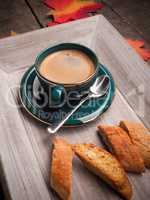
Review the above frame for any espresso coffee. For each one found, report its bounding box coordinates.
[39,50,95,84]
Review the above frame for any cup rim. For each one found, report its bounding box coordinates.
[35,43,99,87]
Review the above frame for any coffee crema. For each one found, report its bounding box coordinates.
[39,50,95,84]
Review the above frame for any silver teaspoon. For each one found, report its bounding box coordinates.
[47,75,110,134]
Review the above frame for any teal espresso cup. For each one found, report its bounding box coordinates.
[35,43,99,108]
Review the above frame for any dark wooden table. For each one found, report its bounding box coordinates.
[0,15,150,200]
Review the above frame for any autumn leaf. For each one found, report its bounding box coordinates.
[54,11,88,23]
[47,21,59,26]
[54,3,103,23]
[47,0,104,20]
[46,0,104,26]
[10,31,17,36]
[126,39,150,61]
[44,0,73,10]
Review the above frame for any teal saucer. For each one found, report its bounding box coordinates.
[20,64,115,126]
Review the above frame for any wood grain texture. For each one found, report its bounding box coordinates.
[26,0,50,27]
[98,5,150,65]
[99,6,144,40]
[0,0,40,39]
[100,1,150,66]
[0,16,150,200]
[104,0,150,43]
[91,16,150,130]
[0,70,51,200]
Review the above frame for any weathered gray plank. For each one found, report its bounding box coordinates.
[0,70,51,200]
[0,15,150,200]
[91,16,150,130]
[99,6,143,40]
[0,0,40,38]
[99,6,150,66]
[26,0,50,27]
[104,0,150,43]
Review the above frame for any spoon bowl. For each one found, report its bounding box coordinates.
[89,75,110,98]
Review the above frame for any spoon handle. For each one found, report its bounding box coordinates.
[47,95,90,134]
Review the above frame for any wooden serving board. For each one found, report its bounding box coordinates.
[0,15,150,200]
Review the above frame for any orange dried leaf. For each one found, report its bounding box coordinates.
[44,0,73,10]
[46,0,104,27]
[47,21,59,27]
[48,0,103,19]
[10,31,17,36]
[54,11,88,23]
[54,3,103,23]
[126,39,150,61]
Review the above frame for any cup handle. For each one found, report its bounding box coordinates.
[51,85,65,105]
